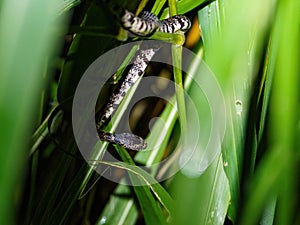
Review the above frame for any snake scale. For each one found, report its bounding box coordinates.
[96,9,191,150]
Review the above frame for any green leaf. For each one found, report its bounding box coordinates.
[209,9,247,216]
[0,0,68,224]
[98,151,170,224]
[239,0,300,224]
[171,155,230,225]
[96,185,138,225]
[57,1,120,106]
[161,0,210,18]
[113,147,175,216]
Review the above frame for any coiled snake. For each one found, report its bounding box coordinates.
[96,10,191,150]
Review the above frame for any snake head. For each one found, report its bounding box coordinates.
[113,133,147,150]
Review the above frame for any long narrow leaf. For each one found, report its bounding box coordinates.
[0,0,68,224]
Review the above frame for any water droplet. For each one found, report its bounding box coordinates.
[99,217,107,224]
[208,9,211,16]
[235,99,242,115]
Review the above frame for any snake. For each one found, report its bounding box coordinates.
[96,9,191,150]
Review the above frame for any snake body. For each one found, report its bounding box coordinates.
[96,10,191,150]
[122,10,191,36]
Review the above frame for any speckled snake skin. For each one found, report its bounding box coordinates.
[96,10,191,150]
